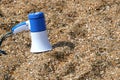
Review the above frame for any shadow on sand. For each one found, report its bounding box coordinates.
[52,41,75,50]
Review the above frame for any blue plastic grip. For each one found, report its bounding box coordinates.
[11,21,26,32]
[28,12,46,32]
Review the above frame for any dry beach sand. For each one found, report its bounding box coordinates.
[0,0,120,80]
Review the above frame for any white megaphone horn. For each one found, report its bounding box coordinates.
[11,12,52,53]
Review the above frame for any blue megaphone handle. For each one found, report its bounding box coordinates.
[11,21,29,34]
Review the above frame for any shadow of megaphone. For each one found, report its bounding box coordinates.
[52,41,75,50]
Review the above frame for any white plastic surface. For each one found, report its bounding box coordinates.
[30,30,52,53]
[26,20,30,29]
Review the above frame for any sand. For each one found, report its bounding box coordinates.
[0,0,120,80]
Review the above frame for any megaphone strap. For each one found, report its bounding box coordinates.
[0,31,13,55]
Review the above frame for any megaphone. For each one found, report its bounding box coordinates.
[28,12,52,53]
[11,12,52,53]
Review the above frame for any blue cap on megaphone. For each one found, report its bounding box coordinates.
[28,12,46,32]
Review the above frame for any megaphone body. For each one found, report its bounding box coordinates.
[11,12,52,53]
[28,12,52,53]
